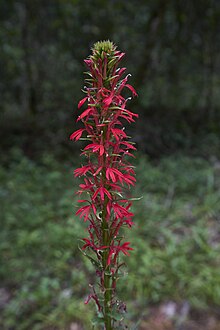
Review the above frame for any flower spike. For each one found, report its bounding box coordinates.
[70,40,138,329]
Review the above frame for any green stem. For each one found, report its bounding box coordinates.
[102,214,112,330]
[101,125,113,330]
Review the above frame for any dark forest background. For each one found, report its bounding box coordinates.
[1,1,220,329]
[1,0,220,159]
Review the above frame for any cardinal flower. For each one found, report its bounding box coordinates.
[70,40,138,330]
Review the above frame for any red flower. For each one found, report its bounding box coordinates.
[84,143,105,156]
[76,108,93,122]
[92,187,112,201]
[107,242,133,265]
[70,41,138,322]
[70,128,85,141]
[74,165,92,177]
[112,203,134,219]
[118,242,133,255]
[76,205,91,221]
[81,238,108,251]
[125,84,138,97]
[78,97,88,109]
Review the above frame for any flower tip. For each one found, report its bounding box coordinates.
[84,59,92,67]
[92,40,116,54]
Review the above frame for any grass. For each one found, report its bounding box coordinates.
[0,149,220,329]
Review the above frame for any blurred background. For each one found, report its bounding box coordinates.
[1,0,220,329]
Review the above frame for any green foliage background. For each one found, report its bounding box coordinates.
[1,0,220,329]
[1,151,220,329]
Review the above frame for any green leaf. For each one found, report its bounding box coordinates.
[78,245,101,269]
[92,316,105,326]
[107,311,123,321]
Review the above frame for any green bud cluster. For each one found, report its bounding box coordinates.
[90,40,117,65]
[92,40,116,56]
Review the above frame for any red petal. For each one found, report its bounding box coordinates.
[77,108,92,122]
[103,96,113,107]
[100,187,104,201]
[125,84,138,96]
[70,129,84,141]
[99,145,104,156]
[78,97,87,109]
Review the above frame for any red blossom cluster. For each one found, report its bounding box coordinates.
[70,41,138,328]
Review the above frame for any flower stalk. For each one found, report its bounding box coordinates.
[70,41,138,329]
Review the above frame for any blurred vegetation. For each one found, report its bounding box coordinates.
[1,0,220,329]
[1,151,220,329]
